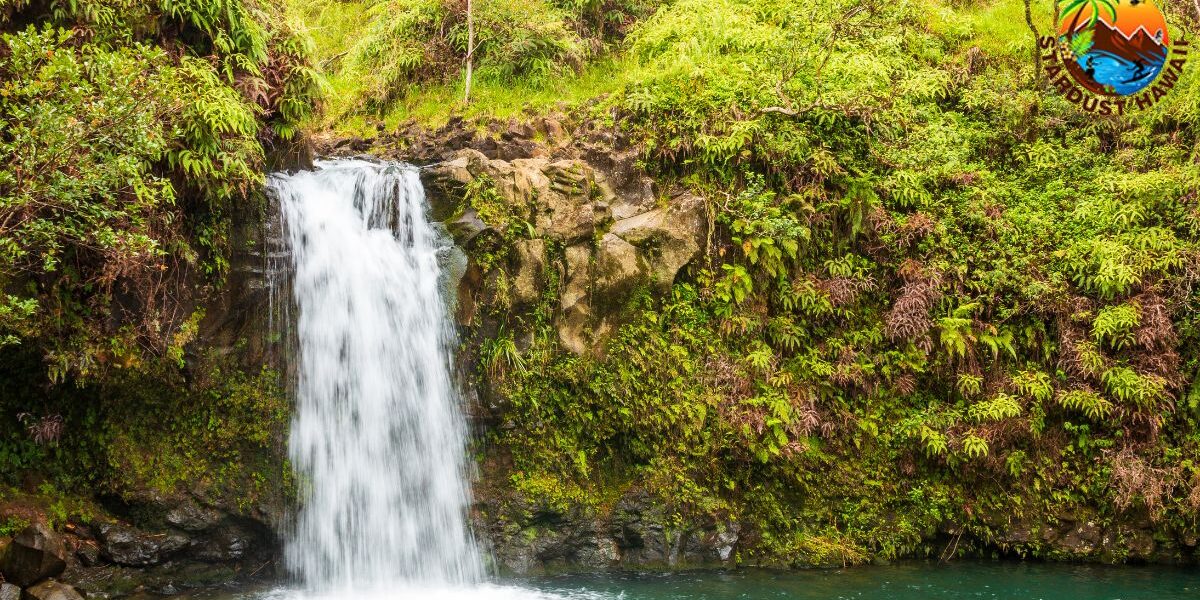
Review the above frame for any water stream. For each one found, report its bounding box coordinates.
[268,159,486,596]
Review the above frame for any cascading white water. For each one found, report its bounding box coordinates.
[269,159,482,592]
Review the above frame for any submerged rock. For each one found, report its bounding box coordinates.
[0,583,20,600]
[1,523,67,587]
[19,580,84,600]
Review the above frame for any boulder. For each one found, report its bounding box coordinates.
[594,233,646,302]
[425,149,708,355]
[420,149,490,220]
[1056,521,1103,555]
[0,583,20,600]
[190,526,253,562]
[535,160,607,243]
[540,117,566,144]
[609,193,706,292]
[445,207,489,246]
[19,580,84,600]
[165,500,223,533]
[511,239,548,307]
[1,523,67,587]
[1125,528,1157,560]
[424,150,611,245]
[558,244,596,355]
[714,523,740,562]
[95,522,189,567]
[73,543,100,568]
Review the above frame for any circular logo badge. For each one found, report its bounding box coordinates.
[1057,0,1171,96]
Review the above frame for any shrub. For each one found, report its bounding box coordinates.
[343,0,584,109]
[0,0,318,380]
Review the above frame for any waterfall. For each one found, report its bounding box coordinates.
[268,159,482,592]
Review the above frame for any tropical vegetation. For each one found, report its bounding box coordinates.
[3,0,1200,570]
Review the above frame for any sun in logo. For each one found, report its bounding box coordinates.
[1057,0,1171,96]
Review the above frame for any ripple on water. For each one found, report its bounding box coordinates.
[248,582,616,600]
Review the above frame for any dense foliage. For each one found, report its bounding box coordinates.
[3,0,1200,570]
[0,0,318,380]
[290,0,663,121]
[435,0,1200,563]
[0,0,313,516]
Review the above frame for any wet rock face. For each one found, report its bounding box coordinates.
[1,524,67,587]
[197,191,291,372]
[164,503,225,534]
[423,148,707,356]
[473,489,738,575]
[90,512,267,569]
[95,522,191,567]
[979,508,1171,563]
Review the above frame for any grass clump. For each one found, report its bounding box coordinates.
[292,0,666,130]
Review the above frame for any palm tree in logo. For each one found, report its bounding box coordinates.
[1059,0,1118,59]
[1060,0,1119,39]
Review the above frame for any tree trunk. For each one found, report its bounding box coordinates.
[1065,4,1086,39]
[464,0,474,104]
[1025,0,1043,87]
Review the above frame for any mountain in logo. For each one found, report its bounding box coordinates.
[1059,1,1171,96]
[1091,20,1167,64]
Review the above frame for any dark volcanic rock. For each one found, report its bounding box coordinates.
[1057,520,1104,555]
[1,523,67,587]
[190,525,254,562]
[73,543,101,568]
[95,523,190,567]
[164,501,224,533]
[475,487,737,575]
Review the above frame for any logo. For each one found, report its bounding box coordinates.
[1040,0,1188,113]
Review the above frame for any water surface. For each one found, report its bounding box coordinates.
[172,562,1200,600]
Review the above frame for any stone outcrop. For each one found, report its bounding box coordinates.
[420,144,734,574]
[4,495,280,596]
[423,148,707,355]
[472,489,739,575]
[86,494,273,570]
[1,524,66,587]
[968,506,1180,563]
[95,522,191,567]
